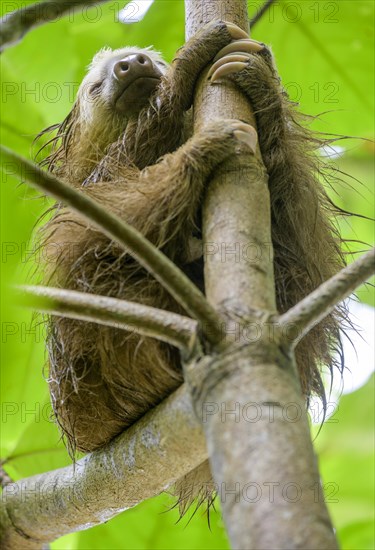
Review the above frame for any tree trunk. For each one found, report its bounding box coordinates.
[184,1,339,548]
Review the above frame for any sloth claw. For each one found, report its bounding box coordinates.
[225,22,249,40]
[210,61,248,82]
[213,39,264,62]
[208,54,250,79]
[209,38,263,81]
[231,122,258,153]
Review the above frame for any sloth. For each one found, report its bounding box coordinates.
[36,20,346,513]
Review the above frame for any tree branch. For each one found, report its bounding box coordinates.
[0,385,207,549]
[280,247,375,346]
[18,285,197,350]
[0,0,111,52]
[186,3,276,315]
[0,146,223,344]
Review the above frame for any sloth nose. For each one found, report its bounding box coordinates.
[113,53,153,81]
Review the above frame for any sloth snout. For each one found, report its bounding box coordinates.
[113,53,153,81]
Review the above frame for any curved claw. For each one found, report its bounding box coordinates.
[213,39,264,62]
[233,124,258,153]
[225,22,249,40]
[207,54,251,79]
[210,62,248,83]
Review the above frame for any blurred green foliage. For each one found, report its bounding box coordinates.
[0,1,373,549]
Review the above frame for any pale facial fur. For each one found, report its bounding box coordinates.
[78,46,168,126]
[59,47,168,180]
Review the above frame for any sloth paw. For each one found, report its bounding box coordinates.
[208,39,265,82]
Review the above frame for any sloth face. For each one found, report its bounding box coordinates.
[39,47,170,181]
[79,47,168,123]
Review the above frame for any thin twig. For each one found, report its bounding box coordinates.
[280,248,375,346]
[249,0,277,29]
[19,285,197,350]
[0,465,13,489]
[1,146,223,344]
[0,0,111,52]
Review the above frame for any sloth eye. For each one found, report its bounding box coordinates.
[89,82,103,96]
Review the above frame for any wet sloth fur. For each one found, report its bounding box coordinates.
[37,21,346,514]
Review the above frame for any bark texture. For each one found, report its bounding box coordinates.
[184,1,339,548]
[0,386,206,548]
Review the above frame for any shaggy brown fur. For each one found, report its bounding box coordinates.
[36,20,346,514]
